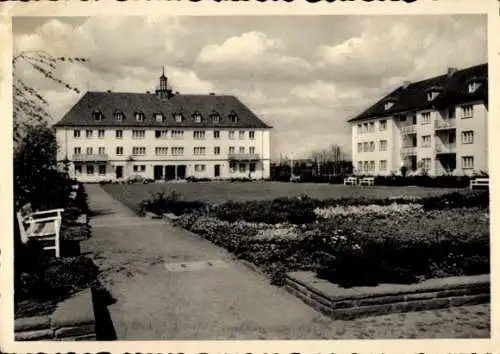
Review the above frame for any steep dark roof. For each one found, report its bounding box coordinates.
[349,63,488,122]
[54,92,272,129]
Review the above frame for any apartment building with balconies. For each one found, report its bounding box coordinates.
[54,71,272,182]
[349,63,488,176]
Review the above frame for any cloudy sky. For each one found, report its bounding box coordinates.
[13,15,486,159]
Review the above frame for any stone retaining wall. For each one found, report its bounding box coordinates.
[284,271,490,320]
[15,288,96,341]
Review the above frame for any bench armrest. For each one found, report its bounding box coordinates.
[26,216,62,224]
[31,208,64,216]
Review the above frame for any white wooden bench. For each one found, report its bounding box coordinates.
[290,175,301,183]
[359,177,375,186]
[343,177,358,185]
[470,177,489,190]
[16,203,64,258]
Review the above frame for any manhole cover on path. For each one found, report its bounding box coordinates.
[164,260,229,272]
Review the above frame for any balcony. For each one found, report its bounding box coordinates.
[400,125,417,135]
[435,142,456,154]
[401,146,417,155]
[72,154,109,162]
[435,119,456,130]
[228,153,260,161]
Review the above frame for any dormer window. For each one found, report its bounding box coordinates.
[174,113,184,123]
[210,112,220,123]
[426,86,442,102]
[229,111,238,123]
[384,101,394,110]
[93,111,103,121]
[114,111,123,121]
[193,112,203,123]
[135,112,145,122]
[468,81,481,93]
[155,113,165,123]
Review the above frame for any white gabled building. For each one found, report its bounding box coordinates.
[349,63,488,176]
[54,71,272,182]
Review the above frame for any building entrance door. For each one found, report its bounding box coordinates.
[214,164,220,177]
[177,165,187,179]
[116,166,123,179]
[165,165,176,180]
[153,165,163,180]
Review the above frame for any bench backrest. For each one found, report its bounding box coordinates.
[16,203,33,243]
[473,178,489,183]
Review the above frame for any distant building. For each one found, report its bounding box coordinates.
[54,70,272,182]
[349,63,488,176]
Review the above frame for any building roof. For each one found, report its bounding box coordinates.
[348,63,488,123]
[54,91,272,129]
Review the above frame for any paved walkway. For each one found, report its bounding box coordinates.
[82,184,335,340]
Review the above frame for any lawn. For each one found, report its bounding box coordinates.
[101,181,463,211]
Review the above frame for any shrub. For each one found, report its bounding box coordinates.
[139,191,206,216]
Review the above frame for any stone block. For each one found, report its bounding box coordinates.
[450,294,490,307]
[74,334,97,341]
[55,324,95,338]
[404,291,438,302]
[15,328,54,341]
[392,297,450,313]
[333,303,394,320]
[15,315,51,331]
[357,294,405,307]
[51,288,95,328]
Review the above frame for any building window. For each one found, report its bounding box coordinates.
[155,147,168,156]
[249,163,256,172]
[384,101,394,110]
[86,147,93,155]
[239,147,245,153]
[380,160,387,171]
[213,130,220,139]
[421,135,431,147]
[171,130,184,139]
[229,131,235,140]
[114,111,124,121]
[239,131,245,139]
[153,113,163,123]
[97,129,105,139]
[368,122,375,132]
[172,147,184,156]
[174,113,183,123]
[74,147,81,156]
[86,165,94,175]
[98,165,106,176]
[132,130,145,139]
[229,162,236,173]
[379,140,388,151]
[214,146,220,155]
[448,107,456,119]
[422,158,431,170]
[193,147,206,156]
[194,164,206,172]
[116,147,123,156]
[358,161,363,171]
[136,113,145,122]
[239,163,246,173]
[427,91,439,101]
[133,165,146,172]
[132,147,146,156]
[193,112,203,123]
[249,131,255,139]
[155,130,168,139]
[74,130,81,138]
[357,124,362,134]
[93,111,103,121]
[468,82,481,93]
[249,147,255,154]
[461,105,473,118]
[74,164,82,174]
[363,123,368,133]
[86,129,93,138]
[462,156,474,169]
[421,112,431,124]
[370,161,375,172]
[369,141,375,152]
[357,143,362,153]
[461,130,474,144]
[116,130,123,139]
[98,147,105,155]
[230,112,238,123]
[363,142,368,152]
[211,113,220,123]
[363,161,369,172]
[379,120,387,131]
[193,130,206,140]
[229,146,235,154]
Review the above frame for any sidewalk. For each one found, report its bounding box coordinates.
[82,184,335,339]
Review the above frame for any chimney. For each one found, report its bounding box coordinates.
[447,67,458,77]
[209,92,215,96]
[107,89,112,93]
[402,81,411,89]
[146,91,151,94]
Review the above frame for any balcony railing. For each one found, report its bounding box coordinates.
[400,125,417,134]
[72,154,109,162]
[435,119,456,130]
[435,143,456,154]
[401,146,417,155]
[228,153,260,161]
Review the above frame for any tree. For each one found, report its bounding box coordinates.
[309,144,349,175]
[13,51,87,147]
